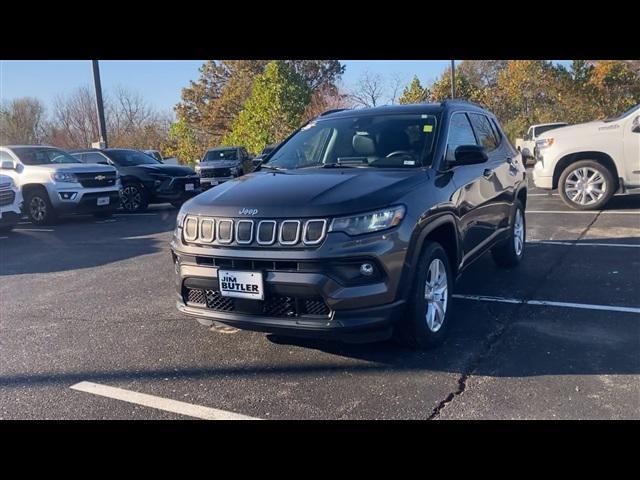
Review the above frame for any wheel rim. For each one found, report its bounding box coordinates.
[513,208,524,256]
[564,167,606,206]
[424,258,448,332]
[29,196,47,221]
[121,186,142,211]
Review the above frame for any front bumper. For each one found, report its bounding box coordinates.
[148,177,202,202]
[171,225,412,342]
[199,176,235,189]
[47,183,121,214]
[532,158,554,189]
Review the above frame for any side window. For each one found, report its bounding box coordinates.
[469,113,499,152]
[83,152,110,164]
[0,151,15,163]
[446,113,477,162]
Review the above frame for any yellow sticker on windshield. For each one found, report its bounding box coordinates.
[423,125,433,132]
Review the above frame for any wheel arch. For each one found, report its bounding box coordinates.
[552,151,619,190]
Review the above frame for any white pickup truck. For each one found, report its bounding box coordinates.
[533,104,640,210]
[515,122,568,164]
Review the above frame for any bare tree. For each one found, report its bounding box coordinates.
[0,97,47,144]
[388,73,406,105]
[302,84,354,121]
[349,71,386,108]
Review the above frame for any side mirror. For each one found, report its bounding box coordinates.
[0,160,16,170]
[453,145,488,166]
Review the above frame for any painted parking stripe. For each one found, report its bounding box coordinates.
[528,240,640,248]
[70,381,259,420]
[526,210,640,215]
[13,228,54,232]
[0,236,7,240]
[452,294,640,314]
[113,213,159,217]
[528,193,559,196]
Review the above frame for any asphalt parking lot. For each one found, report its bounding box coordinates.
[1,171,639,420]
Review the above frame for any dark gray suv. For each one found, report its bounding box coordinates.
[171,101,527,348]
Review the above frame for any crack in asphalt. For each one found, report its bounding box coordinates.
[427,211,603,420]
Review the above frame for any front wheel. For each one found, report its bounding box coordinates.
[395,241,452,349]
[558,160,614,210]
[120,184,148,212]
[491,200,525,268]
[26,189,57,225]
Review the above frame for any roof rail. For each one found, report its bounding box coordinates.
[441,99,484,109]
[318,108,350,117]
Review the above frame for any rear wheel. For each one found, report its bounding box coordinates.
[25,188,57,225]
[120,183,148,212]
[558,160,615,210]
[396,241,452,349]
[492,200,525,268]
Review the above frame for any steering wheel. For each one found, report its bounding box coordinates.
[386,150,412,158]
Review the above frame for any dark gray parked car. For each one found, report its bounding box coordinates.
[171,102,527,348]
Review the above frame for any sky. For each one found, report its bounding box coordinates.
[0,60,571,115]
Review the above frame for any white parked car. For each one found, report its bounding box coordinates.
[515,122,568,164]
[533,105,640,210]
[0,173,23,233]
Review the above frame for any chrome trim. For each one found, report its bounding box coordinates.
[217,219,234,244]
[199,217,215,243]
[279,220,301,245]
[235,219,254,244]
[183,216,199,242]
[302,219,327,245]
[256,220,277,245]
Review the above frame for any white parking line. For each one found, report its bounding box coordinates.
[113,213,159,217]
[13,228,54,232]
[528,240,640,248]
[70,381,259,420]
[526,210,640,215]
[453,294,640,314]
[0,236,7,240]
[528,193,559,196]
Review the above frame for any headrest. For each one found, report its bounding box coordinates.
[352,134,376,155]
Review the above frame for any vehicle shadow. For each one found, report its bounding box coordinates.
[0,209,177,276]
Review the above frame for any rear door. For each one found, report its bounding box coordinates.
[623,111,640,186]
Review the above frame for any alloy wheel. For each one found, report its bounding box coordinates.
[564,167,607,206]
[424,258,448,332]
[121,186,142,212]
[29,196,47,222]
[513,208,524,256]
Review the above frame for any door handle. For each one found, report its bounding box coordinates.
[482,169,494,179]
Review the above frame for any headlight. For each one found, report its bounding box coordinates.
[176,207,187,229]
[195,165,201,173]
[51,172,78,183]
[329,206,405,236]
[536,138,554,149]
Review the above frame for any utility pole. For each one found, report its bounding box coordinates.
[91,60,108,148]
[450,60,456,99]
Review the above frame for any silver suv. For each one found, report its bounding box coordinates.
[0,145,121,225]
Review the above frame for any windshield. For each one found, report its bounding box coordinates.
[604,104,640,122]
[107,149,161,166]
[144,150,162,161]
[534,124,567,136]
[267,113,438,170]
[13,147,81,166]
[204,149,238,161]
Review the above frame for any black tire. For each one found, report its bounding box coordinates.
[491,200,526,268]
[25,188,57,225]
[120,183,149,213]
[558,160,615,210]
[395,241,453,349]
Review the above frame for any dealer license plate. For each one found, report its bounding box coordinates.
[185,183,194,191]
[218,270,264,300]
[97,196,110,206]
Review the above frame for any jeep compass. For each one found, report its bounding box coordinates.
[171,102,527,348]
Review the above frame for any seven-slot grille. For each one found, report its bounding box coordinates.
[75,171,117,188]
[201,168,231,178]
[183,216,327,247]
[0,186,15,207]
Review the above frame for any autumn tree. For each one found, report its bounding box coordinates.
[0,97,47,144]
[222,61,311,154]
[162,118,202,165]
[398,76,430,104]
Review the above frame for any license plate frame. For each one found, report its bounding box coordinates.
[218,270,264,300]
[185,183,194,191]
[97,196,110,206]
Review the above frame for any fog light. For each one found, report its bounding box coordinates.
[360,263,374,276]
[59,192,77,200]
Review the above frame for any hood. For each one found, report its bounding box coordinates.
[199,160,241,169]
[538,120,612,139]
[134,164,196,176]
[27,163,117,174]
[185,168,429,218]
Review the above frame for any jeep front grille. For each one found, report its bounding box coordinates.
[182,216,327,248]
[184,287,331,318]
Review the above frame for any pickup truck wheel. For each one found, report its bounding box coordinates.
[25,189,57,225]
[491,200,525,268]
[120,184,148,212]
[558,161,614,210]
[395,241,452,349]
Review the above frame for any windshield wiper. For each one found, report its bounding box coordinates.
[321,163,356,168]
[259,164,287,173]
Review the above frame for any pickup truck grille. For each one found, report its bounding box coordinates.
[182,216,328,248]
[75,171,117,188]
[0,189,15,207]
[201,168,231,178]
[185,288,331,318]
